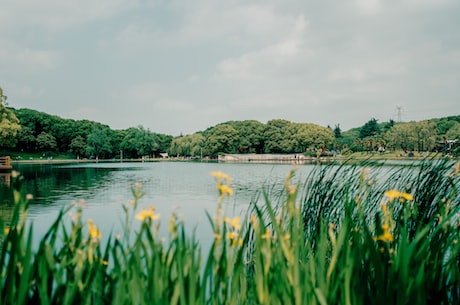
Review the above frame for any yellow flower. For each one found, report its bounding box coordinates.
[227,231,238,240]
[250,213,257,226]
[400,192,414,201]
[216,182,233,197]
[375,224,394,243]
[136,205,160,221]
[227,231,243,247]
[88,219,102,240]
[224,216,241,230]
[210,171,231,182]
[287,185,297,195]
[211,172,233,197]
[168,214,177,234]
[4,227,10,235]
[381,202,388,215]
[261,228,272,240]
[384,189,413,202]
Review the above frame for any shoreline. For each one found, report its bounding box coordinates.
[8,151,454,167]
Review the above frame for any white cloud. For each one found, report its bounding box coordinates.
[0,40,60,74]
[354,0,383,15]
[112,1,305,53]
[0,0,139,32]
[330,68,368,83]
[215,15,308,80]
[177,2,294,43]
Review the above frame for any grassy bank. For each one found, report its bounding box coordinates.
[1,159,459,304]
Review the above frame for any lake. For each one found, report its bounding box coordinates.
[1,161,317,246]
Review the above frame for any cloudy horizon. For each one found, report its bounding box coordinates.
[1,0,459,136]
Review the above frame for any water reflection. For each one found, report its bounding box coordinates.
[14,163,115,205]
[1,162,316,243]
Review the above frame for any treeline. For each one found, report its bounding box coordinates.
[3,107,460,159]
[9,108,172,159]
[337,117,460,155]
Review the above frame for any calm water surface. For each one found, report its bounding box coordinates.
[1,161,316,244]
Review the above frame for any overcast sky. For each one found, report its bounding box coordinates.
[1,0,459,136]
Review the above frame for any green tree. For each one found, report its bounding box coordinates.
[203,124,239,155]
[36,132,57,153]
[291,123,334,152]
[169,133,204,157]
[445,122,460,140]
[15,126,36,152]
[413,120,436,151]
[359,118,380,139]
[383,119,395,132]
[333,124,342,139]
[86,127,113,159]
[50,118,77,152]
[154,133,173,155]
[169,136,188,157]
[230,120,265,153]
[386,123,417,151]
[0,87,21,150]
[69,135,86,158]
[435,117,459,134]
[358,118,383,152]
[263,119,293,153]
[120,126,159,158]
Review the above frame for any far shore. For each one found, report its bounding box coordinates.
[8,150,454,166]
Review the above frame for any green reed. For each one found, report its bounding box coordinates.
[1,159,459,304]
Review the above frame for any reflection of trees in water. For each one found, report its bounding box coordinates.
[1,164,114,207]
[0,182,14,227]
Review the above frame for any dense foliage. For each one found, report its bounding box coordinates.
[0,88,21,149]
[1,160,459,304]
[10,108,172,159]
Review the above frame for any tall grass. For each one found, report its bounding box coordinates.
[1,159,459,304]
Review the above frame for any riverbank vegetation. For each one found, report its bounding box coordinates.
[1,85,459,159]
[1,159,459,304]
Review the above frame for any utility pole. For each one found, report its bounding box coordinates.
[396,106,402,123]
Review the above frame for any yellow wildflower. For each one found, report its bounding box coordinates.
[210,171,231,182]
[287,185,297,195]
[261,228,272,240]
[88,219,102,240]
[4,227,10,235]
[375,224,394,243]
[169,214,177,234]
[227,231,243,247]
[211,171,233,198]
[381,202,388,215]
[136,205,160,222]
[217,182,233,196]
[384,189,413,202]
[224,216,241,230]
[250,213,257,226]
[227,231,238,240]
